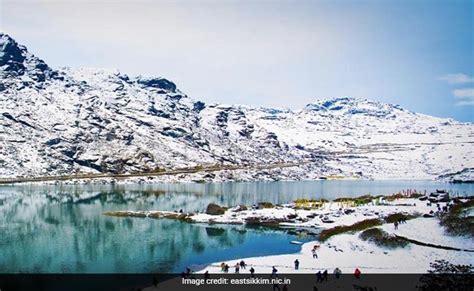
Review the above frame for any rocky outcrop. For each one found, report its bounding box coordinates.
[206,203,227,215]
[0,33,55,83]
[136,76,177,92]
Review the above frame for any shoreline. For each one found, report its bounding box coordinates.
[0,162,306,185]
[104,191,474,273]
[1,177,472,188]
[104,193,470,229]
[196,215,473,274]
[104,193,474,274]
[1,166,472,186]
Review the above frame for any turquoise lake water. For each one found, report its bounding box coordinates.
[0,180,472,273]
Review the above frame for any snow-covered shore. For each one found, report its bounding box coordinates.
[197,215,473,274]
[105,195,451,230]
[105,193,474,273]
[190,197,432,228]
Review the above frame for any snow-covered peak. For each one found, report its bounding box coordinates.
[0,33,26,66]
[0,32,54,83]
[0,34,472,182]
[304,97,406,119]
[58,67,180,97]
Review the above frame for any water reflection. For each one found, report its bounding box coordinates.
[0,180,471,273]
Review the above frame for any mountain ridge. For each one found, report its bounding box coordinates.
[1,33,472,183]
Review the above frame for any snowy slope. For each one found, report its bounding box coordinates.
[0,33,473,181]
[198,229,474,274]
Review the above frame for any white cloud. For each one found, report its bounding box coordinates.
[453,88,474,106]
[439,73,474,84]
[454,88,474,97]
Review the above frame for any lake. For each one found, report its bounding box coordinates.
[0,180,472,273]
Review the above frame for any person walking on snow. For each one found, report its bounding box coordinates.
[220,262,226,272]
[333,267,342,279]
[354,268,361,279]
[316,271,323,283]
[294,259,299,270]
[271,266,278,278]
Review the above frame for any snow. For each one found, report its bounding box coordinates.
[382,217,473,250]
[197,216,474,274]
[102,196,473,274]
[154,197,442,229]
[1,33,473,183]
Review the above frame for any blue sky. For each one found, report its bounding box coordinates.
[1,0,473,121]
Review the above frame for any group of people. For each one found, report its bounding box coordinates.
[315,270,328,282]
[292,262,359,281]
[220,260,251,274]
[217,263,281,279]
[181,267,193,278]
[314,267,360,283]
[220,262,230,273]
[216,256,362,282]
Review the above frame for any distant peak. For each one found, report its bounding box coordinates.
[304,97,404,118]
[305,97,360,110]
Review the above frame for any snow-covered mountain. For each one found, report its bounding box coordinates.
[1,33,473,182]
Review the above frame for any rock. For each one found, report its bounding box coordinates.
[245,216,288,227]
[215,111,228,126]
[344,209,355,215]
[257,202,274,209]
[148,105,171,118]
[136,77,176,92]
[203,173,215,179]
[0,34,26,67]
[193,101,206,112]
[286,213,298,219]
[177,213,191,221]
[206,203,227,215]
[0,33,53,81]
[438,195,450,202]
[160,127,188,138]
[45,138,62,146]
[322,217,335,223]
